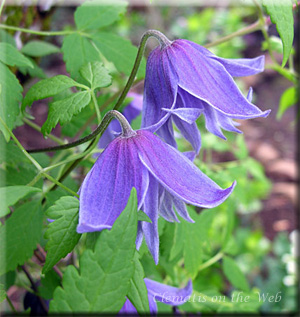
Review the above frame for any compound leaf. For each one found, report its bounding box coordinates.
[41,91,91,135]
[22,75,79,111]
[0,63,23,141]
[43,196,81,274]
[74,0,127,31]
[0,186,42,218]
[62,33,100,80]
[0,200,43,276]
[222,256,250,292]
[0,43,33,68]
[50,189,138,313]
[127,253,150,313]
[263,0,294,66]
[92,32,146,78]
[80,61,111,90]
[21,40,60,57]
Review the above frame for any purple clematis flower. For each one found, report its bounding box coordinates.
[142,37,270,153]
[97,92,143,149]
[119,278,192,314]
[77,112,235,264]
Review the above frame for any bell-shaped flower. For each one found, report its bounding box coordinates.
[142,37,270,153]
[119,278,192,314]
[97,92,143,149]
[77,111,235,264]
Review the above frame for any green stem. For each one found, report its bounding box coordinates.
[0,0,5,18]
[0,117,78,195]
[27,110,117,153]
[198,252,224,271]
[253,0,278,64]
[42,173,79,197]
[91,90,101,123]
[204,20,261,48]
[5,295,17,313]
[0,23,75,36]
[26,173,42,187]
[42,150,97,173]
[112,30,155,111]
[23,117,66,146]
[0,116,42,171]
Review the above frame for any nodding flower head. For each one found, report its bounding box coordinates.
[77,113,235,264]
[142,38,270,153]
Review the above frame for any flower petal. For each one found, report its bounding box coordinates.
[171,194,194,223]
[209,55,265,77]
[203,106,227,139]
[136,221,144,250]
[162,107,202,124]
[216,111,242,134]
[142,47,178,128]
[168,41,270,119]
[136,130,236,209]
[118,298,137,314]
[78,136,148,233]
[183,39,265,76]
[172,116,202,154]
[141,174,160,264]
[159,189,180,222]
[145,278,193,306]
[156,117,177,148]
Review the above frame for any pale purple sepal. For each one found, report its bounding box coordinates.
[141,38,270,151]
[78,130,235,262]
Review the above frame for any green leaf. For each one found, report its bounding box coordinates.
[0,43,33,68]
[50,189,138,313]
[137,210,152,223]
[222,256,250,292]
[43,196,81,274]
[0,63,23,141]
[80,61,111,90]
[39,270,61,300]
[19,57,47,79]
[277,86,298,119]
[234,134,248,160]
[0,284,5,303]
[41,91,91,135]
[262,0,294,66]
[21,41,60,57]
[62,33,100,80]
[92,32,146,78]
[127,253,150,313]
[61,104,94,138]
[173,208,214,278]
[0,138,30,164]
[183,220,202,279]
[0,30,16,47]
[169,222,184,261]
[0,200,43,276]
[74,0,127,31]
[2,165,43,189]
[22,75,79,111]
[0,186,42,218]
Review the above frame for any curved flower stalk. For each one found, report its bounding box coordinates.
[77,112,236,264]
[142,37,271,153]
[119,279,192,314]
[97,92,143,150]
